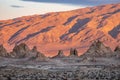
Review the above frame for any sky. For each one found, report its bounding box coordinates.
[0,0,120,20]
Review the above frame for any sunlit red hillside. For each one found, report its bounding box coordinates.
[0,3,120,56]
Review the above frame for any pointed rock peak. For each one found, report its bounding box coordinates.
[32,46,37,52]
[13,43,30,51]
[114,46,120,58]
[82,40,113,57]
[88,40,110,51]
[53,50,65,58]
[12,43,30,58]
[114,46,120,52]
[0,45,5,51]
[69,48,78,57]
[0,44,7,50]
[35,52,47,61]
[58,50,64,57]
[15,43,29,50]
[0,44,8,57]
[91,40,105,48]
[28,46,47,61]
[29,51,47,61]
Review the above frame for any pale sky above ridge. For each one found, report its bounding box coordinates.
[0,0,120,20]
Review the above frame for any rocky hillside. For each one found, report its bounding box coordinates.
[0,3,120,56]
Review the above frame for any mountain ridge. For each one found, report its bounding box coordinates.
[0,3,120,56]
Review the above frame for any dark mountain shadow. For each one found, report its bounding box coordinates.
[86,8,96,14]
[15,23,25,27]
[109,24,120,38]
[69,18,90,33]
[111,9,120,14]
[97,9,120,28]
[60,18,90,40]
[40,26,54,32]
[8,25,30,43]
[32,22,41,26]
[63,15,78,25]
[16,26,55,44]
[110,5,118,9]
[41,13,50,18]
[102,9,120,16]
[0,20,21,29]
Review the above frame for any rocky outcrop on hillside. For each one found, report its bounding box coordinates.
[69,48,78,57]
[81,40,113,58]
[53,48,78,58]
[29,46,47,61]
[114,46,120,52]
[0,45,9,57]
[114,46,120,58]
[11,43,30,58]
[52,50,65,58]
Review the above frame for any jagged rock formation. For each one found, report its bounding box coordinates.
[52,50,65,58]
[11,43,30,58]
[27,46,38,59]
[81,40,113,58]
[0,45,9,57]
[0,3,120,56]
[69,48,78,57]
[29,46,47,61]
[0,43,48,60]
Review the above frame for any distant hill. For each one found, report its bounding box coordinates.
[0,3,120,56]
